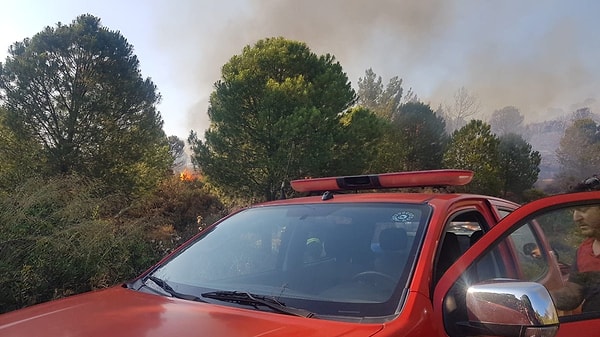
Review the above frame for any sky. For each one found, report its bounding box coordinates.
[1,0,599,140]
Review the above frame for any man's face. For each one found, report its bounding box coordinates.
[573,205,600,238]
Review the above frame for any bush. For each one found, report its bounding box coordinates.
[0,174,225,313]
[121,177,226,245]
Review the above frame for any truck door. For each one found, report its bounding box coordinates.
[433,192,600,337]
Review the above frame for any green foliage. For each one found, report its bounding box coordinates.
[356,101,448,174]
[535,208,583,266]
[356,70,446,173]
[0,175,225,313]
[0,108,45,190]
[366,121,406,173]
[390,102,448,171]
[556,118,600,185]
[443,120,501,195]
[357,68,403,120]
[521,188,547,202]
[336,107,386,173]
[0,14,171,196]
[124,177,226,242]
[497,133,541,201]
[190,37,358,201]
[0,175,146,312]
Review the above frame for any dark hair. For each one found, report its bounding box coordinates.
[571,175,600,192]
[523,242,538,255]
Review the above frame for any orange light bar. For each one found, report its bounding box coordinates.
[290,169,473,193]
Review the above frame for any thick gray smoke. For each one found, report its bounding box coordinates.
[154,0,600,136]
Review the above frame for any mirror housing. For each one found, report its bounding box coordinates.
[461,280,559,337]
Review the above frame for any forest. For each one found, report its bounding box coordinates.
[1,14,599,313]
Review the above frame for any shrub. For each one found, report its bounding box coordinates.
[0,174,225,313]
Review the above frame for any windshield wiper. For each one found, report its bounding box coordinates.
[145,276,205,302]
[201,290,314,318]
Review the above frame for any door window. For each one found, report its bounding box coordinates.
[450,221,551,288]
[435,210,488,285]
[511,223,551,281]
[443,201,600,337]
[535,203,600,317]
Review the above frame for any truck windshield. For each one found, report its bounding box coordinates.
[148,202,430,319]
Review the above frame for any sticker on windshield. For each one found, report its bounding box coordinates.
[392,211,415,222]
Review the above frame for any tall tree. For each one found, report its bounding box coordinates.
[0,14,171,195]
[357,68,404,120]
[497,133,541,200]
[356,68,382,112]
[489,106,525,137]
[366,120,406,174]
[390,101,448,171]
[556,118,600,185]
[442,86,480,133]
[336,106,386,174]
[443,120,501,195]
[168,135,187,172]
[190,37,357,201]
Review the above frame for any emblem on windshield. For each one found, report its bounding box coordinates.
[392,211,415,222]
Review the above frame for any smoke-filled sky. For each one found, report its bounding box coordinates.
[1,0,599,139]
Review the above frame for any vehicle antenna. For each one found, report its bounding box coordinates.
[279,142,295,200]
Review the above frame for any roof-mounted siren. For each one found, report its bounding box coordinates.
[290,169,474,193]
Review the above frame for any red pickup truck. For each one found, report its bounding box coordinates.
[1,169,599,337]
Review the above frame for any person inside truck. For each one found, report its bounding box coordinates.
[523,242,542,259]
[550,175,600,313]
[304,237,325,263]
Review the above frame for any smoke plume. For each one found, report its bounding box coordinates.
[153,0,600,136]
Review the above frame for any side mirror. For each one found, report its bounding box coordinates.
[463,280,559,337]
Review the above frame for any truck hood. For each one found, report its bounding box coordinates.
[0,286,383,337]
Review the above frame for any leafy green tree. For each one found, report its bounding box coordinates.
[497,133,541,200]
[190,37,357,201]
[489,106,525,137]
[390,102,448,171]
[443,120,501,195]
[336,106,386,173]
[358,119,401,174]
[0,14,171,195]
[556,118,600,186]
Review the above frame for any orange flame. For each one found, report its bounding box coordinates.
[179,169,200,181]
